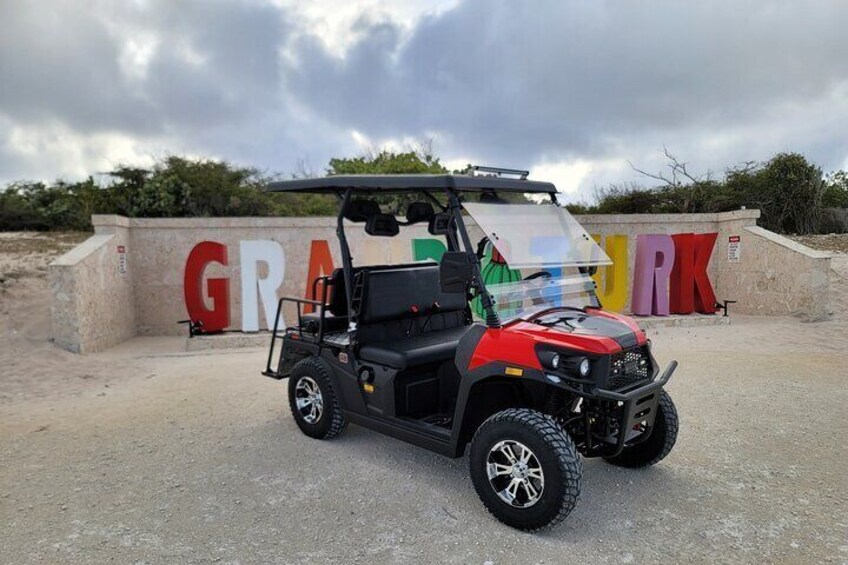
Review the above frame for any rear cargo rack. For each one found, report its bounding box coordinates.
[263,276,333,380]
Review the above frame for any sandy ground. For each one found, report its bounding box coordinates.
[790,233,848,255]
[1,232,847,564]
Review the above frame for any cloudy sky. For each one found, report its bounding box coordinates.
[1,0,847,201]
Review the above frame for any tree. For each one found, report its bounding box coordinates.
[622,150,829,234]
[726,153,825,234]
[823,171,848,209]
[327,143,449,214]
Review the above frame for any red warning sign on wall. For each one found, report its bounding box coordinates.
[728,235,741,263]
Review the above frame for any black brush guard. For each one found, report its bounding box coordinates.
[554,359,676,457]
[589,360,677,457]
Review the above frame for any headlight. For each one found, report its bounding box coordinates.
[538,350,561,370]
[561,356,591,377]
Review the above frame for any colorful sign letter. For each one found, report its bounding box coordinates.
[631,234,675,316]
[184,241,230,332]
[304,240,335,313]
[692,232,718,313]
[592,234,628,312]
[240,240,285,331]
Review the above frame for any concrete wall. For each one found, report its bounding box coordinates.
[49,217,136,353]
[718,227,831,319]
[49,210,832,352]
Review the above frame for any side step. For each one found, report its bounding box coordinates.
[262,369,287,380]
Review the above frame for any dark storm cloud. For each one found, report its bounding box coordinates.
[288,0,848,170]
[0,0,286,134]
[0,1,155,133]
[1,0,847,192]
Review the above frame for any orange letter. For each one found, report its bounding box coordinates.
[304,240,334,313]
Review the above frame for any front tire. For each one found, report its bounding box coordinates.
[604,389,678,468]
[469,408,582,531]
[288,357,347,439]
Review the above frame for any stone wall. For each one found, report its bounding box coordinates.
[49,217,136,352]
[49,210,832,352]
[717,227,831,319]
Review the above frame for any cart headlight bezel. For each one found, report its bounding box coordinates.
[562,356,591,377]
[538,350,592,378]
[538,350,561,371]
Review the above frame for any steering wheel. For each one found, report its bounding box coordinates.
[523,271,552,281]
[522,271,551,305]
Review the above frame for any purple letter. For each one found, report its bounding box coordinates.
[631,234,675,316]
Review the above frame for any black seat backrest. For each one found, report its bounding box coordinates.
[359,264,467,325]
[325,261,441,317]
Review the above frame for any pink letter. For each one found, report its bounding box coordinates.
[631,234,675,316]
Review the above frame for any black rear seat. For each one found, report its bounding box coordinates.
[356,264,470,369]
[301,262,437,335]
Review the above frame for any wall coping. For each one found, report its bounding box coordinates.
[92,215,131,228]
[744,226,832,259]
[90,209,762,230]
[577,209,760,224]
[50,234,112,267]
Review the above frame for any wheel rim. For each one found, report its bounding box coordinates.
[294,376,323,424]
[486,439,545,508]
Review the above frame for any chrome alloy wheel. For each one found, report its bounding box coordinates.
[294,376,323,424]
[486,440,545,508]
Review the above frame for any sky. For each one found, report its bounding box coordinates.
[1,0,847,202]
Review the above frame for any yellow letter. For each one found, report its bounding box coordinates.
[591,234,628,312]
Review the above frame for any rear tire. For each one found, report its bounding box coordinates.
[604,390,678,468]
[288,357,347,439]
[469,408,582,531]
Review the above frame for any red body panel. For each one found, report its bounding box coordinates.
[466,311,647,372]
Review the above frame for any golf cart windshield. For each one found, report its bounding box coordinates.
[462,201,612,321]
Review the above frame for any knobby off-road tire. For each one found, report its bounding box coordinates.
[604,390,678,468]
[469,408,582,531]
[288,357,347,440]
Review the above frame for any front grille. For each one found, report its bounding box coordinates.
[607,345,651,390]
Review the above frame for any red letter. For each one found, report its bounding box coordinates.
[670,233,695,314]
[304,240,334,313]
[693,233,718,313]
[183,241,230,332]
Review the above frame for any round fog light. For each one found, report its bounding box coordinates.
[551,354,561,369]
[579,358,591,377]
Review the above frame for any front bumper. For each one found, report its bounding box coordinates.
[592,361,677,456]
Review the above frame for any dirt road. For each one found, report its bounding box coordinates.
[1,315,846,563]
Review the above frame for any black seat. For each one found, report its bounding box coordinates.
[354,264,471,369]
[302,262,440,334]
[359,325,470,369]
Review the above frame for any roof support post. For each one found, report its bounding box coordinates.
[337,187,357,333]
[445,189,501,328]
